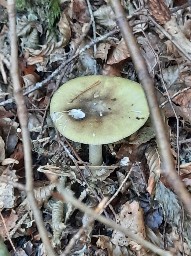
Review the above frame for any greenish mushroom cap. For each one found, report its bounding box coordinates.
[50,75,149,145]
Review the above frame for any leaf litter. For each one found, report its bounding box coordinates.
[0,0,191,255]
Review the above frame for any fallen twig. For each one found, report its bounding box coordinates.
[7,1,56,255]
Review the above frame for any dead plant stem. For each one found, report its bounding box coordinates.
[7,1,56,255]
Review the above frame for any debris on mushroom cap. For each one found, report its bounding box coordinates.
[50,75,149,145]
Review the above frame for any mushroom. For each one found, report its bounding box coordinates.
[50,75,149,165]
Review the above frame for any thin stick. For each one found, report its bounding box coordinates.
[70,80,101,103]
[0,212,16,253]
[109,0,191,215]
[59,189,173,256]
[7,1,56,255]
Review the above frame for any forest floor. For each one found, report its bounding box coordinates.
[0,0,191,255]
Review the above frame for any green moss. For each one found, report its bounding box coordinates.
[16,0,30,11]
[48,0,61,28]
[16,0,61,29]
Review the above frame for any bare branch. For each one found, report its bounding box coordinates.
[7,1,56,255]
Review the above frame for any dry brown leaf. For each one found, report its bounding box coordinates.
[95,42,111,61]
[164,17,191,55]
[58,12,71,47]
[73,0,90,23]
[145,146,161,195]
[93,5,116,29]
[0,211,18,239]
[27,56,44,65]
[34,183,56,204]
[115,143,133,160]
[111,201,146,254]
[107,39,130,65]
[0,118,18,155]
[0,107,14,119]
[0,168,18,209]
[182,19,191,41]
[173,89,191,122]
[10,142,24,171]
[22,73,40,88]
[148,0,171,25]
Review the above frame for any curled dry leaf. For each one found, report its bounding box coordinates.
[0,136,5,163]
[107,39,130,65]
[21,28,39,49]
[22,73,40,88]
[34,183,57,204]
[27,56,44,65]
[52,177,66,246]
[58,12,71,47]
[93,5,116,29]
[90,166,116,182]
[145,146,161,195]
[0,117,19,155]
[0,168,18,209]
[111,201,146,254]
[96,235,113,255]
[164,17,191,55]
[95,42,111,61]
[173,89,191,122]
[28,113,43,132]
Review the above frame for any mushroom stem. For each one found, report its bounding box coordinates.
[89,144,103,165]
